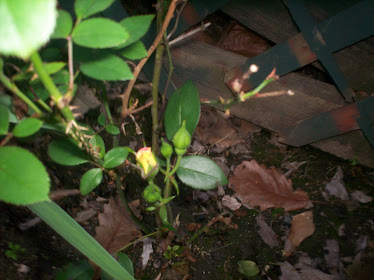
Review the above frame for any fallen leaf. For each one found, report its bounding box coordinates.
[288,211,315,247]
[255,214,279,248]
[229,160,311,211]
[325,166,349,200]
[128,199,142,220]
[95,196,141,254]
[237,260,259,277]
[324,239,340,268]
[280,262,335,280]
[283,161,308,178]
[284,211,315,256]
[186,223,201,232]
[18,217,41,231]
[195,106,245,149]
[350,190,373,203]
[74,208,97,223]
[71,84,100,118]
[222,195,242,211]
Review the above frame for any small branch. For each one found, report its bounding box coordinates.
[166,0,187,41]
[128,101,153,114]
[120,0,179,120]
[0,133,13,147]
[168,22,211,46]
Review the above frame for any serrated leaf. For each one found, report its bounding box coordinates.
[75,0,116,20]
[80,168,103,195]
[105,123,120,135]
[89,134,105,159]
[51,10,73,39]
[177,156,227,190]
[119,15,154,47]
[0,104,9,135]
[0,0,57,59]
[13,118,43,137]
[98,113,106,126]
[48,138,89,166]
[81,54,132,81]
[56,260,94,280]
[95,197,141,254]
[103,147,129,169]
[72,18,128,49]
[119,41,147,60]
[0,147,50,205]
[165,81,200,140]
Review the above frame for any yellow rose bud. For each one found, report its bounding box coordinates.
[136,147,158,179]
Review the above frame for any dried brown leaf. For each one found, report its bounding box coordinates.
[95,196,141,254]
[256,214,279,248]
[195,107,243,148]
[229,160,311,211]
[284,211,315,256]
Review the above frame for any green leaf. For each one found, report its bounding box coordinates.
[98,113,106,126]
[72,18,128,49]
[48,139,89,166]
[176,156,227,190]
[103,147,129,169]
[51,10,73,39]
[41,47,63,61]
[0,0,57,59]
[43,62,66,75]
[105,123,120,135]
[75,0,116,20]
[29,201,134,280]
[13,118,43,137]
[0,147,50,205]
[237,260,259,277]
[89,134,105,159]
[101,253,134,279]
[119,15,154,47]
[56,260,94,280]
[119,41,147,60]
[0,104,9,135]
[165,81,200,140]
[80,168,103,195]
[80,54,132,81]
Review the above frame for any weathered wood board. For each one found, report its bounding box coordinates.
[165,39,374,167]
[221,0,374,93]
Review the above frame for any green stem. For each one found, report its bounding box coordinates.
[0,73,42,114]
[102,85,113,123]
[115,229,162,254]
[169,155,182,176]
[30,52,74,121]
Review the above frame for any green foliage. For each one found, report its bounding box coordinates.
[5,242,25,261]
[29,201,134,280]
[72,18,129,49]
[80,53,133,81]
[119,15,155,47]
[101,252,134,279]
[43,62,67,76]
[237,260,259,277]
[75,0,116,20]
[51,10,73,39]
[0,147,50,205]
[0,104,9,135]
[80,168,103,195]
[48,139,90,166]
[105,123,121,135]
[56,260,94,280]
[98,113,106,126]
[119,41,148,60]
[176,156,228,190]
[13,118,43,137]
[0,0,57,59]
[103,147,129,169]
[89,134,106,159]
[164,81,200,140]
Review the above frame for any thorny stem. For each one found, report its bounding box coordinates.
[102,86,113,123]
[0,73,42,114]
[66,36,74,101]
[120,0,179,120]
